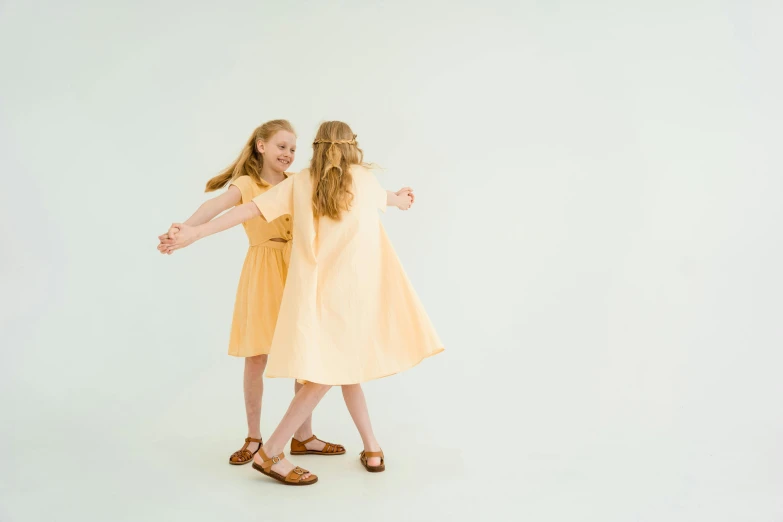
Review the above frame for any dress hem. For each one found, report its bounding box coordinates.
[227,348,272,358]
[264,346,444,385]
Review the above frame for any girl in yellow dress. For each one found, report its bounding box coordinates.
[161,121,443,486]
[158,120,344,465]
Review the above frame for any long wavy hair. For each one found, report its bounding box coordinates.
[309,121,364,219]
[204,119,296,192]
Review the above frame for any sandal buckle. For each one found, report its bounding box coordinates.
[272,456,281,464]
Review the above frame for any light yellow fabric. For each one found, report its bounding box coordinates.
[227,175,293,357]
[252,165,444,384]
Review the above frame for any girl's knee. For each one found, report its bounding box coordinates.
[246,354,268,369]
[341,384,362,394]
[304,382,332,395]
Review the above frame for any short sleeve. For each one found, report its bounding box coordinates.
[368,167,387,212]
[229,176,253,205]
[252,175,294,222]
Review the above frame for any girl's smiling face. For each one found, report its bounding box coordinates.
[258,130,296,172]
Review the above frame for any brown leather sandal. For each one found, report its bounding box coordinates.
[360,449,385,473]
[228,437,263,465]
[251,448,318,486]
[290,435,346,456]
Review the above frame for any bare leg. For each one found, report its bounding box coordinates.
[292,381,327,451]
[342,384,382,466]
[243,355,267,453]
[253,382,332,479]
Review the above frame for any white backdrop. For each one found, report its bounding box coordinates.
[1,1,782,521]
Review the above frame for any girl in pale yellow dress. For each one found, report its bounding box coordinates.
[157,120,344,465]
[161,121,443,486]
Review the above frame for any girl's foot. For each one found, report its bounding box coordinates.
[228,436,263,465]
[252,449,316,484]
[360,447,385,472]
[291,434,346,455]
[364,448,382,467]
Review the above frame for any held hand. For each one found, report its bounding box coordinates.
[395,187,415,205]
[157,229,178,255]
[157,223,184,254]
[166,223,180,238]
[395,192,413,211]
[158,233,171,254]
[160,223,199,254]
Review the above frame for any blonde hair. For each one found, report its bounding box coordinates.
[309,121,364,219]
[205,119,296,192]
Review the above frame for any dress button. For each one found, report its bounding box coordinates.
[285,217,290,221]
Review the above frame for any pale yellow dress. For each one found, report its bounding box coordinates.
[227,174,294,357]
[251,165,444,384]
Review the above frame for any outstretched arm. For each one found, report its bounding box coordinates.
[185,186,242,226]
[157,186,241,251]
[160,202,262,254]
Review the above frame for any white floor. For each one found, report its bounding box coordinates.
[2,363,782,522]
